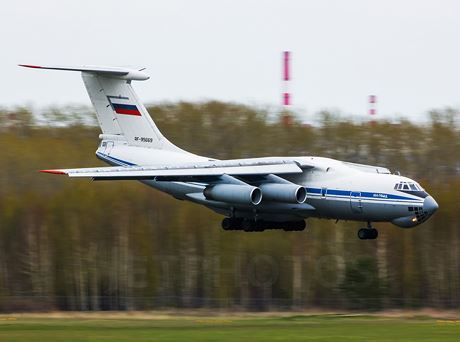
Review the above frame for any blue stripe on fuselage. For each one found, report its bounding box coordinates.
[306,187,420,202]
[306,187,322,194]
[96,152,136,166]
[324,189,350,196]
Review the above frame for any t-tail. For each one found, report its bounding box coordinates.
[19,64,185,153]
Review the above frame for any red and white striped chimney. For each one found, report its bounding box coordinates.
[282,51,291,108]
[368,95,377,116]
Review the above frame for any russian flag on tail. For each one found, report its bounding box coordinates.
[108,96,141,116]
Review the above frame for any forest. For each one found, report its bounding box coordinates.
[0,102,459,311]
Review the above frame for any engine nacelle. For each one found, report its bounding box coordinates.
[259,183,307,204]
[204,184,262,205]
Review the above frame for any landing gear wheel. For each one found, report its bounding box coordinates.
[221,218,242,231]
[357,228,378,240]
[283,220,306,231]
[358,228,368,240]
[369,229,378,239]
[242,219,255,232]
[253,223,265,232]
[295,220,306,231]
[221,218,233,230]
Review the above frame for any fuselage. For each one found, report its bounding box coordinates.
[96,142,438,228]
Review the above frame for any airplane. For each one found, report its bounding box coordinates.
[20,64,439,239]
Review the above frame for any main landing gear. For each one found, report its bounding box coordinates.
[222,218,306,232]
[357,222,378,240]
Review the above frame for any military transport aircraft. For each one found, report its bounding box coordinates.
[21,64,439,239]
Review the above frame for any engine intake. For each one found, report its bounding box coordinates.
[259,183,307,204]
[204,184,262,205]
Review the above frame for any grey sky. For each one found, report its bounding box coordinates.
[2,0,460,120]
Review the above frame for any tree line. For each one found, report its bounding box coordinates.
[0,102,458,311]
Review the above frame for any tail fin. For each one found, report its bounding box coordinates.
[20,64,183,152]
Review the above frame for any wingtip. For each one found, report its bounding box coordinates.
[40,169,67,175]
[19,64,42,69]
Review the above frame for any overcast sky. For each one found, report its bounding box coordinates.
[2,0,460,120]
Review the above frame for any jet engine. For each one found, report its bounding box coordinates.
[204,184,262,205]
[259,183,307,204]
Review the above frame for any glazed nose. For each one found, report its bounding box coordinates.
[423,196,439,214]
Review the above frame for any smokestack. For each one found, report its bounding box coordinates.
[283,51,291,107]
[282,51,293,126]
[368,95,377,116]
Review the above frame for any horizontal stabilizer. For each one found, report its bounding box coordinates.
[19,64,149,81]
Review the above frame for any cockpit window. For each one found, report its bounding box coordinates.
[394,181,428,198]
[395,181,425,192]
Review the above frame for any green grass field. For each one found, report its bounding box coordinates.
[0,313,459,342]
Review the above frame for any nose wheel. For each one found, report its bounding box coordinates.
[357,222,378,240]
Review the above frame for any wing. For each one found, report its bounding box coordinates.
[40,159,304,181]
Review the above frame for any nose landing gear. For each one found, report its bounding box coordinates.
[358,222,378,240]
